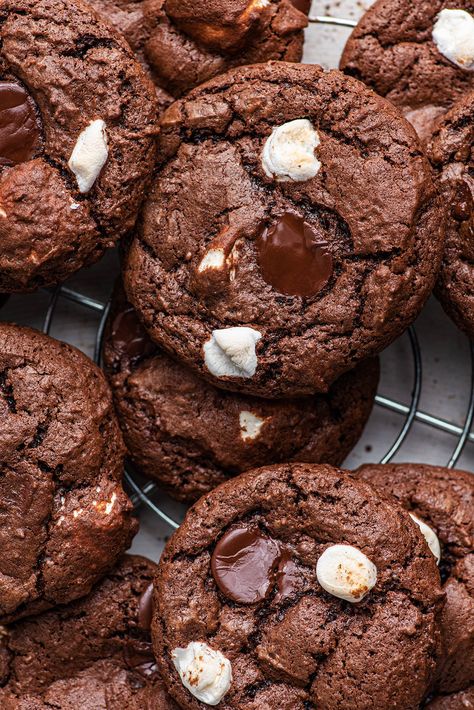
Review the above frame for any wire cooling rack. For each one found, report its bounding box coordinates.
[37,274,474,533]
[7,11,472,535]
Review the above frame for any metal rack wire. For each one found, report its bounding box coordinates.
[35,13,474,531]
[39,280,474,532]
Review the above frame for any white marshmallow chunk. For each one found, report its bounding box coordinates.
[68,119,109,193]
[409,513,441,565]
[172,642,232,706]
[316,544,377,603]
[432,9,474,71]
[198,249,226,273]
[262,119,321,182]
[239,411,265,441]
[204,327,262,378]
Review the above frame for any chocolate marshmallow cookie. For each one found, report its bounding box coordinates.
[0,0,157,292]
[87,0,309,111]
[0,555,178,709]
[355,463,474,694]
[102,285,379,501]
[0,323,137,623]
[153,463,443,709]
[426,686,474,709]
[427,92,474,337]
[340,0,474,141]
[124,62,444,398]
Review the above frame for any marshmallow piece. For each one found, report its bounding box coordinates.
[239,411,265,441]
[204,327,262,378]
[432,9,474,71]
[409,513,441,565]
[68,119,109,193]
[316,544,377,603]
[262,119,321,182]
[172,642,232,706]
[198,249,226,273]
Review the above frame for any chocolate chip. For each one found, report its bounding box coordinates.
[0,81,41,167]
[138,583,154,631]
[211,525,281,604]
[256,213,333,297]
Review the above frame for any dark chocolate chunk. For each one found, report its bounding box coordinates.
[256,213,333,297]
[0,81,41,166]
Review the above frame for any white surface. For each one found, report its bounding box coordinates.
[2,1,473,562]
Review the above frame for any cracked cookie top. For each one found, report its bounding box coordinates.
[0,555,178,709]
[0,323,137,623]
[340,0,474,142]
[153,463,443,710]
[102,282,379,502]
[0,0,157,292]
[124,61,444,398]
[355,463,474,695]
[427,91,474,338]
[86,0,309,112]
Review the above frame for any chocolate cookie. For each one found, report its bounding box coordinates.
[427,92,474,337]
[426,686,474,709]
[354,463,474,694]
[102,284,379,501]
[340,0,474,141]
[153,463,443,709]
[0,322,137,623]
[124,61,444,398]
[0,555,178,709]
[87,0,309,111]
[0,0,157,292]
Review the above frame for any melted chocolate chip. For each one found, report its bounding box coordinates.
[452,181,472,222]
[256,213,333,297]
[0,81,41,167]
[138,583,154,631]
[211,525,281,604]
[111,302,156,362]
[123,641,160,681]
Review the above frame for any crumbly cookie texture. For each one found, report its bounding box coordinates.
[124,61,444,398]
[428,91,474,338]
[0,0,157,292]
[355,463,474,694]
[102,285,379,502]
[87,0,308,108]
[0,555,178,709]
[340,0,474,141]
[153,463,443,710]
[0,323,138,623]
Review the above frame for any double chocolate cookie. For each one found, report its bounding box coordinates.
[340,0,474,141]
[426,686,474,709]
[0,555,178,709]
[153,463,443,709]
[124,61,444,398]
[87,0,309,112]
[102,285,379,501]
[427,92,474,337]
[0,0,157,292]
[355,463,474,695]
[0,323,137,622]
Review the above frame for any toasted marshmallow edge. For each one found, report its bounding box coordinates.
[68,119,109,193]
[432,9,474,71]
[316,544,377,603]
[198,249,226,273]
[204,327,262,379]
[239,410,265,441]
[172,642,232,706]
[262,118,321,182]
[409,513,441,565]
